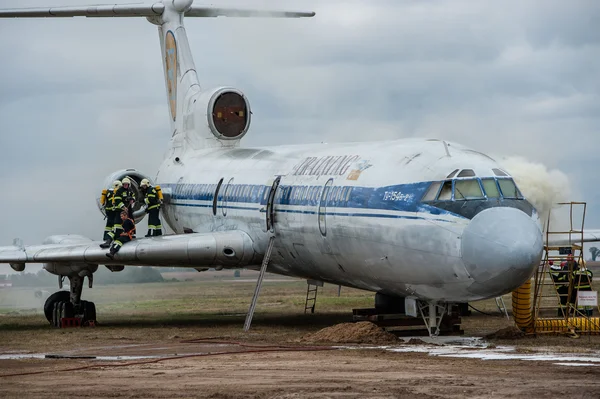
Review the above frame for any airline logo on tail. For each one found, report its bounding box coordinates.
[165,30,177,121]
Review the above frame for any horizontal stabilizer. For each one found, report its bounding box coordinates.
[0,4,165,18]
[0,3,315,19]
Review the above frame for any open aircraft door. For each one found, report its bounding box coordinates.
[265,176,281,233]
[318,178,334,236]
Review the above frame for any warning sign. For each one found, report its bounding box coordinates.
[577,291,598,307]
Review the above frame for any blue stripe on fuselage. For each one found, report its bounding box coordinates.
[160,181,466,220]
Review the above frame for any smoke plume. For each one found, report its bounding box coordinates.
[499,156,575,230]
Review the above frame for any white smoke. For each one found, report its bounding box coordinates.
[498,156,575,231]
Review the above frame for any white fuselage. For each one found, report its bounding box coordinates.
[154,138,543,302]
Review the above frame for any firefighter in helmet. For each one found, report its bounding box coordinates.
[140,178,163,237]
[99,180,120,248]
[111,178,136,239]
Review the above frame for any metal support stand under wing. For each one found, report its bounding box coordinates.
[243,236,275,332]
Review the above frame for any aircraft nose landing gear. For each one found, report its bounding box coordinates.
[43,274,97,328]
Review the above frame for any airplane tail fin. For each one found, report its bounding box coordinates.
[0,1,314,145]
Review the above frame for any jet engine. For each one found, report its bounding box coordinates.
[191,87,251,142]
[96,169,154,223]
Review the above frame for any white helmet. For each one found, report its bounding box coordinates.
[140,178,150,187]
[122,177,131,185]
[113,180,122,188]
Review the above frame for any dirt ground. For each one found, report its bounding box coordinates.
[1,281,600,398]
[1,339,599,399]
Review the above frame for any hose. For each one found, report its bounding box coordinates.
[512,280,600,335]
[0,339,336,378]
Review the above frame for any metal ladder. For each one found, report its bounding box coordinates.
[243,236,275,331]
[304,282,319,314]
[495,296,510,319]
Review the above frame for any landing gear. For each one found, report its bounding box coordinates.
[43,275,97,327]
[416,300,448,337]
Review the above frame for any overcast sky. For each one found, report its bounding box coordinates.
[0,0,599,270]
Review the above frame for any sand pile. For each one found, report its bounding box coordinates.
[301,321,398,344]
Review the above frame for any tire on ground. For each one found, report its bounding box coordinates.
[44,291,70,324]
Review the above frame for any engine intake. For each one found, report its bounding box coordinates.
[208,89,251,140]
[97,169,154,223]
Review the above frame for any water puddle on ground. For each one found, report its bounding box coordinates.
[0,353,167,361]
[339,337,600,367]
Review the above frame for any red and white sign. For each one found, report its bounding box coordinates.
[577,291,598,307]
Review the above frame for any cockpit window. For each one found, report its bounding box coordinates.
[481,178,500,198]
[492,168,508,177]
[438,181,453,200]
[454,179,484,200]
[422,182,442,202]
[497,178,522,199]
[446,169,459,178]
[421,176,524,203]
[457,169,476,177]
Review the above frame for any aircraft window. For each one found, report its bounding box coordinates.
[454,179,484,200]
[345,187,352,202]
[447,169,459,178]
[332,187,340,204]
[457,169,476,177]
[497,178,523,199]
[481,179,500,198]
[422,182,442,202]
[437,181,453,201]
[492,168,508,177]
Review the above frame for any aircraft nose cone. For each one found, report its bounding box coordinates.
[461,207,543,297]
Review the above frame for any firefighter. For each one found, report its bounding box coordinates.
[573,263,594,317]
[112,177,136,238]
[106,210,136,259]
[140,178,163,237]
[99,181,119,248]
[566,254,580,315]
[549,260,569,317]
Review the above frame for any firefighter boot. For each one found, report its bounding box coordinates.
[145,229,152,238]
[99,239,112,249]
[106,246,118,260]
[153,229,163,237]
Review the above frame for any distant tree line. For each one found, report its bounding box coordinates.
[8,267,165,287]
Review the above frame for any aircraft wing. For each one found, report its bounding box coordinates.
[546,230,600,247]
[0,231,260,268]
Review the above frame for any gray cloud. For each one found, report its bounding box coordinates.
[0,0,598,264]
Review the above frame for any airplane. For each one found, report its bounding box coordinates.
[1,0,599,336]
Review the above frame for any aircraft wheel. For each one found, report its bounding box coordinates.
[44,291,70,324]
[62,301,74,319]
[52,301,62,328]
[82,301,97,323]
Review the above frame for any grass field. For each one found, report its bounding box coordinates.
[1,278,599,352]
